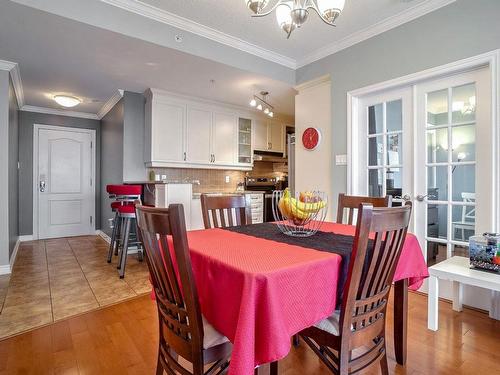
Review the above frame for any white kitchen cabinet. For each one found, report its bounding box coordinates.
[190,197,204,231]
[213,112,237,165]
[145,89,253,170]
[253,119,285,153]
[253,119,268,151]
[146,95,185,163]
[186,106,212,164]
[268,120,285,153]
[148,183,193,230]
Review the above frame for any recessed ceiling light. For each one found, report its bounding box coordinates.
[53,95,81,108]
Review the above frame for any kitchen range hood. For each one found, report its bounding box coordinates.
[253,151,288,163]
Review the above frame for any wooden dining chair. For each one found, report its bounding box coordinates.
[135,204,232,375]
[200,194,252,229]
[337,193,392,225]
[299,202,412,375]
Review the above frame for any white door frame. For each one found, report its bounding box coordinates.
[32,124,96,240]
[347,49,500,233]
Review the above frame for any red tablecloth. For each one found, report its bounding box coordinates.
[179,222,428,375]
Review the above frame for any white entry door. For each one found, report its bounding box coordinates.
[35,126,95,239]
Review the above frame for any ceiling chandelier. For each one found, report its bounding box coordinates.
[245,0,346,38]
[250,91,274,117]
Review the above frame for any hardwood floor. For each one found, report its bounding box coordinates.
[0,290,498,374]
[0,236,150,339]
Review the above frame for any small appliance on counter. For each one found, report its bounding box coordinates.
[469,233,500,273]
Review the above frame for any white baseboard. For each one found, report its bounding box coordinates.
[9,238,20,270]
[0,264,11,275]
[0,238,21,275]
[19,235,33,242]
[96,230,111,243]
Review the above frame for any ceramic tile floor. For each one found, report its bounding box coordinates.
[0,236,150,340]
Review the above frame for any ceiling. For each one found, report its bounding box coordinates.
[127,0,452,65]
[0,1,296,117]
[0,0,456,118]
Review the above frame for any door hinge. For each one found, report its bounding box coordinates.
[90,177,92,186]
[90,141,93,149]
[90,216,93,225]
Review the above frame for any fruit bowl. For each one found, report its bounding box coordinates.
[272,189,328,237]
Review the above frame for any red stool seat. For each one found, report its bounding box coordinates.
[111,201,136,210]
[117,204,136,214]
[106,184,142,196]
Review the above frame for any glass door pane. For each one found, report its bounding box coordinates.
[421,79,479,267]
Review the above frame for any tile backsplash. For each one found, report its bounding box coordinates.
[148,168,246,193]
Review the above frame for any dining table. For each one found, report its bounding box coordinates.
[169,221,429,375]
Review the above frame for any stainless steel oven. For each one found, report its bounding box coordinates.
[245,176,287,222]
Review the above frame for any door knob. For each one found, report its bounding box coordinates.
[39,180,46,192]
[416,194,427,202]
[395,194,411,201]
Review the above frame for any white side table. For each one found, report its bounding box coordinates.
[428,256,500,331]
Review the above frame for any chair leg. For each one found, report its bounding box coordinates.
[107,212,118,263]
[155,355,163,375]
[114,214,122,256]
[380,353,389,375]
[119,217,131,278]
[270,361,278,375]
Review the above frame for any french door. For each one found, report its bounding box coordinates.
[353,67,494,308]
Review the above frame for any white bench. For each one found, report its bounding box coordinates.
[427,256,500,331]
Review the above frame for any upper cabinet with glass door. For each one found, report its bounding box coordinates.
[238,117,252,166]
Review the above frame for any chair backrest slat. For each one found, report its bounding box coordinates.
[337,193,392,225]
[339,202,412,341]
[135,204,204,363]
[201,194,251,229]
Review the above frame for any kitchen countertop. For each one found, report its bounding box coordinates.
[125,180,201,185]
[192,191,266,199]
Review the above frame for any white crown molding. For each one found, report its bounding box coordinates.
[97,89,124,119]
[294,74,331,92]
[296,0,457,68]
[99,0,297,69]
[0,59,25,107]
[21,105,100,120]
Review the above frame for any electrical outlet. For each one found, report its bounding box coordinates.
[225,175,230,183]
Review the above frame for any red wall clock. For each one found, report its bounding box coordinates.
[302,127,321,150]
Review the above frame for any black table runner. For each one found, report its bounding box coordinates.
[223,222,364,305]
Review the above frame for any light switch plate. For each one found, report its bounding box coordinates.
[225,175,230,183]
[335,154,347,166]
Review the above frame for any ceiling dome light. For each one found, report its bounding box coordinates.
[54,95,81,108]
[246,0,269,14]
[250,99,257,107]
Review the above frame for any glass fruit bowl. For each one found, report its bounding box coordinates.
[272,189,328,237]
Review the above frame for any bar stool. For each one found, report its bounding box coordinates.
[106,185,143,278]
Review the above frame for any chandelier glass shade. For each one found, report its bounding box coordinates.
[246,0,345,38]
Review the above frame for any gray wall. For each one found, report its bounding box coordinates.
[8,77,19,260]
[18,111,101,236]
[296,0,500,203]
[0,70,10,267]
[123,91,147,182]
[100,99,124,236]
